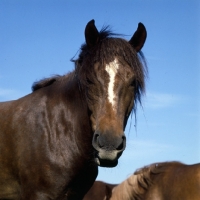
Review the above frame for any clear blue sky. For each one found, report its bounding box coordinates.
[0,0,199,184]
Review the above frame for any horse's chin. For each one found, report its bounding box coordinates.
[94,150,121,167]
[95,157,118,168]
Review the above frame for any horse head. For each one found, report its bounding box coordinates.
[76,20,147,167]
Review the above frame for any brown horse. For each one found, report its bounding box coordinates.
[0,20,147,200]
[87,162,200,200]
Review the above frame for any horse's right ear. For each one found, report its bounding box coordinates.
[129,22,147,52]
[85,19,99,48]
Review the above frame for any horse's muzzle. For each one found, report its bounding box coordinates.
[92,131,126,167]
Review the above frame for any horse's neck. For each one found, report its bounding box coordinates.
[64,74,91,130]
[110,175,139,200]
[41,74,92,155]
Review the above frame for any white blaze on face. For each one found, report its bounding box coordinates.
[105,59,119,108]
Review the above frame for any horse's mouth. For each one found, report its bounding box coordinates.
[94,151,119,167]
[94,156,118,167]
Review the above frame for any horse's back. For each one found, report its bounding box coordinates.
[145,162,200,200]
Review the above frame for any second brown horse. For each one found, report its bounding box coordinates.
[84,162,200,200]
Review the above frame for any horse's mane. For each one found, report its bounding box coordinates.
[32,75,60,91]
[118,161,182,200]
[31,73,75,92]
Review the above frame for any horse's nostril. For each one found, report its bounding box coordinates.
[116,136,126,151]
[92,133,102,151]
[116,141,124,151]
[94,133,99,140]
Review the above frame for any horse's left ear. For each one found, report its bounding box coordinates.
[85,19,99,48]
[129,23,147,52]
[105,185,113,200]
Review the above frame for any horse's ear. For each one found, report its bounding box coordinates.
[105,185,112,200]
[129,22,147,52]
[85,19,99,48]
